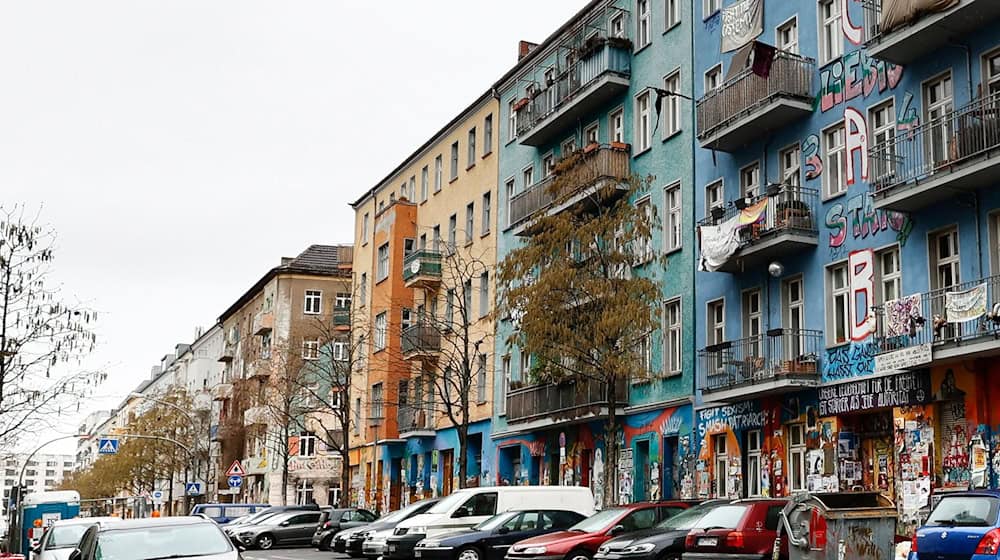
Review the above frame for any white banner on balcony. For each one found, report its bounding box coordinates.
[721,0,763,53]
[945,283,988,323]
[698,214,741,272]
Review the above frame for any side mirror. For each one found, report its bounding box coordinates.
[610,525,626,536]
[453,508,468,519]
[497,527,510,535]
[280,521,291,527]
[68,549,82,560]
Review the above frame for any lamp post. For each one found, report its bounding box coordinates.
[129,392,204,511]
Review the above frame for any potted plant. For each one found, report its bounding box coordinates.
[607,36,633,51]
[610,141,629,151]
[513,97,530,111]
[583,141,600,154]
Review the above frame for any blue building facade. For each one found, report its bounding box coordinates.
[692,0,1000,534]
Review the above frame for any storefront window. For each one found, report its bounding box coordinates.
[713,434,727,498]
[746,430,762,497]
[788,424,806,492]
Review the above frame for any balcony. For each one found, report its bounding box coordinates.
[244,405,269,426]
[333,306,351,329]
[875,274,1000,367]
[242,455,268,476]
[698,184,819,273]
[861,0,1000,65]
[252,311,273,336]
[868,92,1000,212]
[506,376,627,424]
[515,40,631,147]
[247,360,270,379]
[401,324,441,360]
[397,405,435,438]
[402,250,443,289]
[218,342,235,363]
[509,146,630,234]
[698,329,823,404]
[696,50,814,152]
[211,382,233,401]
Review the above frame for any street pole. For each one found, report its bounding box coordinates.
[129,392,204,509]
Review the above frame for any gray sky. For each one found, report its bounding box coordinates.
[1,1,581,452]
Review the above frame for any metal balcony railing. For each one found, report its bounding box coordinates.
[401,323,441,356]
[696,50,814,142]
[698,184,819,245]
[875,274,1000,354]
[397,405,435,433]
[505,376,627,422]
[508,146,631,227]
[869,92,1000,198]
[402,250,443,283]
[698,329,823,393]
[333,306,351,327]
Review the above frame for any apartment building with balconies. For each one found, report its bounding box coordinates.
[492,0,697,505]
[692,0,1000,533]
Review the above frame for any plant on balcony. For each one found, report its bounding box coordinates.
[576,35,607,59]
[498,173,660,508]
[552,149,586,176]
[607,36,633,51]
[610,141,630,151]
[513,97,530,112]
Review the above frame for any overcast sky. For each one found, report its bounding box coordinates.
[1,1,581,453]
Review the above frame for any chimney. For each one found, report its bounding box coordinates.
[150,365,162,379]
[518,41,539,61]
[281,257,294,266]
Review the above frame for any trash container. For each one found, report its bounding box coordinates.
[780,492,897,560]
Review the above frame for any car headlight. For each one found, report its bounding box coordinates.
[622,543,656,554]
[410,526,427,535]
[520,546,547,555]
[419,540,439,548]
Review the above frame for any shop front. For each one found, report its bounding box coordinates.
[400,420,492,506]
[619,405,694,503]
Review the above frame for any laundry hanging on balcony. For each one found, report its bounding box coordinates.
[720,0,763,52]
[945,283,988,323]
[878,0,959,35]
[884,293,923,337]
[698,214,742,272]
[739,198,768,225]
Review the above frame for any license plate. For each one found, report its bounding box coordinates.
[697,537,718,547]
[415,552,422,558]
[388,545,397,552]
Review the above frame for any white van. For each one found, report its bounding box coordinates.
[394,486,595,539]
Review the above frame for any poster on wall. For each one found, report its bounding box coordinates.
[720,0,763,52]
[818,370,931,416]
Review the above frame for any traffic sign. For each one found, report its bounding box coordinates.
[227,475,243,489]
[98,438,119,454]
[151,490,164,503]
[185,482,203,496]
[225,460,246,477]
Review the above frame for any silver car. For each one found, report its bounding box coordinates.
[233,510,323,550]
[68,516,238,560]
[33,517,120,560]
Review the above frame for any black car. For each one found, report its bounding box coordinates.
[338,499,442,556]
[413,509,586,560]
[310,508,377,551]
[594,500,730,560]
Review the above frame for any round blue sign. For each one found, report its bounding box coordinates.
[228,475,243,488]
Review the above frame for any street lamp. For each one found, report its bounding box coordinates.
[129,392,206,509]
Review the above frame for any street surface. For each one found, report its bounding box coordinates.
[244,548,352,560]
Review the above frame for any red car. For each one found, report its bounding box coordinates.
[506,501,693,560]
[682,498,789,560]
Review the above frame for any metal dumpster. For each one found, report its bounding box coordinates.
[780,492,897,560]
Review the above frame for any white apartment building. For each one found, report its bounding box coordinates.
[1,453,76,517]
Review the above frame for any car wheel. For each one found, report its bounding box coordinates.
[318,535,333,551]
[458,546,482,560]
[566,550,592,560]
[256,534,275,550]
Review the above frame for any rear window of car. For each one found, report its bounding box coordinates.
[927,496,1000,527]
[691,505,748,530]
[201,507,222,518]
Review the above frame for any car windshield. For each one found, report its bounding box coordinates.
[568,508,627,533]
[427,491,474,514]
[657,504,717,530]
[381,501,429,523]
[46,524,92,549]
[474,512,519,531]
[96,523,232,560]
[927,496,1000,527]
[690,505,748,530]
[239,511,277,525]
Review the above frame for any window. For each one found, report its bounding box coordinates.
[819,0,843,65]
[481,192,491,235]
[359,272,367,305]
[479,272,489,319]
[789,424,807,492]
[298,432,316,457]
[505,179,515,227]
[827,263,850,345]
[448,214,457,248]
[477,354,488,404]
[664,299,681,374]
[985,49,1000,96]
[704,0,720,16]
[446,289,455,328]
[353,397,361,434]
[374,312,387,351]
[705,180,724,216]
[450,142,459,181]
[666,0,680,29]
[991,213,1000,275]
[304,290,322,314]
[870,99,897,181]
[468,128,477,167]
[783,276,805,358]
[464,279,473,326]
[823,123,846,198]
[519,350,531,380]
[522,166,534,189]
[876,245,901,305]
[636,91,652,152]
[637,0,650,48]
[483,114,493,155]
[707,299,725,364]
[261,331,272,358]
[713,434,727,497]
[407,176,416,200]
[403,238,415,257]
[371,383,384,419]
[433,225,441,251]
[662,71,681,138]
[402,307,413,331]
[610,108,625,143]
[610,12,625,37]
[335,292,351,309]
[779,144,801,187]
[635,197,653,263]
[925,74,954,168]
[421,166,429,202]
[545,69,558,113]
[302,339,319,360]
[542,153,555,178]
[508,99,518,142]
[777,17,798,54]
[664,182,682,252]
[740,161,760,199]
[638,331,652,373]
[499,356,511,414]
[433,155,444,193]
[465,203,475,244]
[333,340,347,361]
[704,64,722,93]
[746,430,762,497]
[742,289,762,356]
[585,123,599,145]
[930,227,960,291]
[362,213,370,243]
[376,243,390,281]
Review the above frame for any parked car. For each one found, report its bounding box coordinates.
[189,503,272,525]
[308,507,375,551]
[328,499,440,556]
[414,509,587,560]
[594,501,730,560]
[232,509,324,550]
[69,516,237,560]
[32,517,120,560]
[910,490,1000,559]
[222,503,325,543]
[387,486,595,560]
[506,501,693,560]
[682,499,788,560]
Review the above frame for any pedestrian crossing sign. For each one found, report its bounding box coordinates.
[98,438,119,454]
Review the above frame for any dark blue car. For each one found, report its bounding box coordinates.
[912,490,1000,559]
